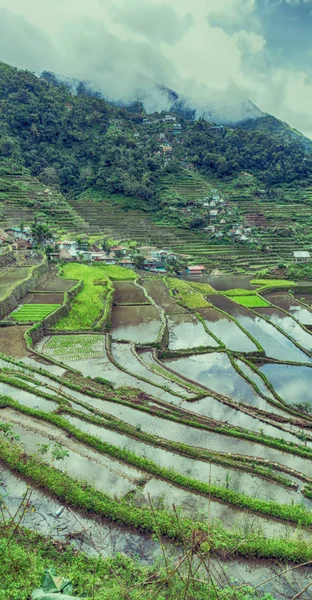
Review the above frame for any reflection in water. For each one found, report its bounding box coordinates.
[165,353,265,407]
[198,308,256,352]
[167,313,218,350]
[260,363,312,405]
[111,306,161,343]
[256,307,312,352]
[266,293,312,326]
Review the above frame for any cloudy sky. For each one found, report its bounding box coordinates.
[0,0,312,136]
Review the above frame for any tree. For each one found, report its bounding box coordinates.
[131,254,145,269]
[114,249,124,260]
[31,221,52,245]
[101,239,111,255]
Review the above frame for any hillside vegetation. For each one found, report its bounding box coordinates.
[1,60,312,215]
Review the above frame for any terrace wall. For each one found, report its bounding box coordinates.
[0,253,48,320]
[26,280,83,346]
[0,248,15,268]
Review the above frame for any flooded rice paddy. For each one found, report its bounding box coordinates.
[256,306,312,352]
[167,313,218,350]
[260,363,312,406]
[4,265,312,577]
[111,305,161,343]
[266,292,312,326]
[197,308,257,352]
[113,281,149,304]
[164,353,268,408]
[209,296,311,362]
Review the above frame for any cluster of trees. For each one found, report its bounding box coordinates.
[1,60,312,218]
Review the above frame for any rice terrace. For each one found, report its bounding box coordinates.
[3,53,312,599]
[1,242,312,598]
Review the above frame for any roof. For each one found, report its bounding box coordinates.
[188,265,205,271]
[293,251,310,258]
[59,248,72,259]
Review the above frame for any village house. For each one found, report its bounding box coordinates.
[209,210,218,221]
[59,248,74,263]
[120,259,135,269]
[56,240,78,258]
[161,144,173,154]
[163,115,176,122]
[204,225,216,233]
[293,251,311,264]
[110,246,127,256]
[5,226,31,240]
[186,265,205,277]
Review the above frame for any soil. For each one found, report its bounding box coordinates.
[0,325,29,357]
[23,292,64,304]
[34,274,78,292]
[113,281,150,305]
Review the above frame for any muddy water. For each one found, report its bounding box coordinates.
[266,293,312,326]
[164,353,267,408]
[83,398,312,477]
[197,308,256,352]
[210,296,311,362]
[167,313,219,350]
[65,414,307,506]
[204,274,257,291]
[113,281,149,305]
[260,363,312,406]
[23,292,64,304]
[111,305,161,343]
[141,278,187,314]
[112,343,189,397]
[256,307,312,352]
[0,411,143,497]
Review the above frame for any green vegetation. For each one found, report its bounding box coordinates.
[44,334,104,361]
[54,263,134,330]
[0,531,274,600]
[231,295,270,308]
[188,281,217,294]
[10,304,60,322]
[165,277,210,309]
[250,279,296,287]
[1,438,312,564]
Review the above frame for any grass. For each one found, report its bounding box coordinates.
[0,522,281,600]
[231,295,270,308]
[166,277,210,309]
[1,438,312,564]
[54,264,135,330]
[188,281,217,295]
[10,304,60,322]
[224,288,259,297]
[251,279,296,287]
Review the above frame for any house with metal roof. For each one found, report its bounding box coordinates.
[293,251,311,264]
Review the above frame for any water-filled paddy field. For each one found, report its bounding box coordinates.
[3,263,312,584]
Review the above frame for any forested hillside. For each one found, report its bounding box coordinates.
[1,61,312,216]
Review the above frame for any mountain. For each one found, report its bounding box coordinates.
[1,60,312,216]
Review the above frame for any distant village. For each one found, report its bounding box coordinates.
[0,226,206,277]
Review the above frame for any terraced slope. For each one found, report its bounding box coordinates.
[0,162,87,234]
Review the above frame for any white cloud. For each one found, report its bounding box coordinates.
[0,0,311,137]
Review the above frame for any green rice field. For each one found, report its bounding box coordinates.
[10,304,61,322]
[231,295,270,308]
